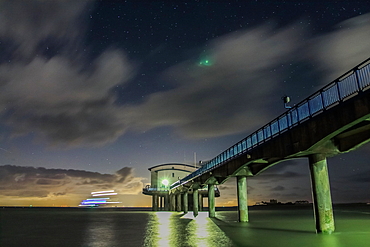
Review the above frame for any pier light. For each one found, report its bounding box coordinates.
[161,179,169,187]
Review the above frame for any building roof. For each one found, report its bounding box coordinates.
[148,163,198,173]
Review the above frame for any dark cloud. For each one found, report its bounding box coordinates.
[0,1,369,148]
[125,15,370,140]
[254,171,305,183]
[344,169,370,183]
[0,0,133,147]
[0,165,144,198]
[0,0,91,57]
[312,14,370,82]
[271,185,285,191]
[126,23,306,139]
[36,178,62,186]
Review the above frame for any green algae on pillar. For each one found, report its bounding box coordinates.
[309,154,335,234]
[183,191,189,214]
[152,194,158,211]
[164,194,169,211]
[170,194,176,211]
[198,193,203,211]
[176,193,182,212]
[208,184,215,218]
[237,176,249,222]
[193,188,199,217]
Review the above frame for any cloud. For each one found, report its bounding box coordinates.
[253,171,305,183]
[344,169,370,183]
[126,23,305,138]
[0,1,369,148]
[0,0,133,147]
[125,14,370,140]
[312,13,370,82]
[0,165,144,201]
[271,185,285,191]
[0,0,91,57]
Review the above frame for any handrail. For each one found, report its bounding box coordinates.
[170,57,370,190]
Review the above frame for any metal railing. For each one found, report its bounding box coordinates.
[170,57,370,190]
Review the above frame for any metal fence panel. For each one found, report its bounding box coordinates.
[271,121,279,135]
[309,94,323,114]
[290,109,298,124]
[322,84,339,108]
[297,102,310,120]
[252,133,257,145]
[263,125,271,139]
[357,64,370,89]
[278,116,288,131]
[338,73,358,98]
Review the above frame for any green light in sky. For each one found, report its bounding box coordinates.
[199,59,213,66]
[198,52,214,67]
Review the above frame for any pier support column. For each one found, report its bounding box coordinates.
[309,154,335,234]
[208,184,215,218]
[152,194,158,211]
[198,194,203,211]
[164,194,169,211]
[183,191,188,214]
[193,188,199,217]
[176,193,182,212]
[170,194,176,211]
[237,176,249,222]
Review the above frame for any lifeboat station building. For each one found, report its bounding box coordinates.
[142,163,219,214]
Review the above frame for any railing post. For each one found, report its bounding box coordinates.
[336,79,342,101]
[354,67,362,92]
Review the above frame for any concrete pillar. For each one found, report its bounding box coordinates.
[193,188,199,217]
[170,194,176,211]
[164,194,169,211]
[159,196,163,210]
[237,176,248,222]
[198,193,203,211]
[183,191,188,214]
[208,184,215,218]
[152,194,158,211]
[176,193,182,212]
[309,154,335,234]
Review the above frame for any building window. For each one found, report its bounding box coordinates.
[172,173,174,177]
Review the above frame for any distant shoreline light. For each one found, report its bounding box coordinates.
[79,190,121,207]
[91,190,115,194]
[92,193,117,196]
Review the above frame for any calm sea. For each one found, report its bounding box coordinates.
[0,205,369,247]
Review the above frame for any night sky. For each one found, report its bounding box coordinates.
[0,0,370,207]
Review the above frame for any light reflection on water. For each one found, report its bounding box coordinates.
[1,206,368,246]
[82,212,116,247]
[144,212,233,247]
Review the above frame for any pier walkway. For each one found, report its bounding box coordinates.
[169,57,370,234]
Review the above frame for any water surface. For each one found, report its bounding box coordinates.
[1,205,369,246]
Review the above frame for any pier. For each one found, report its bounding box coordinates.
[143,58,370,234]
